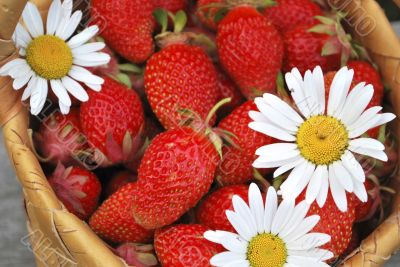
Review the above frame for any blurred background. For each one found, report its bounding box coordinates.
[0,0,399,266]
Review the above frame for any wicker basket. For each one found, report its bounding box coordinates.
[0,0,399,266]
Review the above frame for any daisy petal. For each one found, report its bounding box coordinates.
[22,2,44,37]
[72,42,106,55]
[73,52,111,67]
[14,24,32,48]
[61,76,89,102]
[286,70,311,118]
[46,0,62,35]
[248,184,265,234]
[287,256,330,267]
[287,233,331,250]
[303,70,320,116]
[68,25,99,49]
[210,252,247,266]
[288,248,333,262]
[342,84,374,127]
[59,11,83,40]
[274,157,304,178]
[327,67,353,116]
[256,143,298,156]
[30,77,48,115]
[50,79,72,106]
[341,151,365,183]
[232,196,257,237]
[348,106,382,132]
[263,93,304,124]
[348,146,388,161]
[332,161,353,193]
[350,138,385,151]
[220,234,248,254]
[249,122,296,142]
[371,113,396,128]
[280,160,308,197]
[85,83,102,92]
[306,165,326,204]
[59,101,71,114]
[353,180,368,203]
[281,161,314,201]
[13,71,33,90]
[285,215,320,243]
[226,210,253,241]
[313,66,325,114]
[271,198,295,235]
[279,201,310,239]
[329,166,348,212]
[348,114,380,138]
[69,66,105,85]
[0,59,27,76]
[253,152,301,169]
[263,187,278,233]
[316,167,329,207]
[21,76,37,101]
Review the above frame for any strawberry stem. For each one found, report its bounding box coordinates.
[205,98,232,126]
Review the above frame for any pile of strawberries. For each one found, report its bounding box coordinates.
[32,0,397,266]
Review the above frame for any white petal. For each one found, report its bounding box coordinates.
[13,71,33,90]
[249,122,296,142]
[22,2,44,37]
[72,42,106,54]
[21,76,37,101]
[350,138,385,151]
[341,151,365,183]
[348,146,388,161]
[338,82,365,122]
[288,162,315,200]
[9,63,32,79]
[256,143,298,156]
[288,248,334,262]
[85,82,102,92]
[370,113,396,129]
[278,201,310,239]
[348,114,381,138]
[281,161,314,201]
[249,110,269,123]
[68,25,99,49]
[271,198,295,235]
[316,167,329,207]
[68,65,105,85]
[280,160,309,196]
[332,161,353,193]
[46,0,62,35]
[59,101,71,114]
[255,97,299,132]
[220,234,248,254]
[204,230,237,244]
[342,84,374,127]
[285,215,320,243]
[303,70,320,116]
[253,151,300,169]
[62,0,73,15]
[73,52,111,67]
[30,77,48,115]
[226,210,253,241]
[328,166,348,212]
[232,196,257,237]
[210,252,247,266]
[274,157,304,178]
[50,79,72,106]
[14,23,32,48]
[262,93,304,124]
[306,165,325,204]
[61,76,89,102]
[353,180,368,203]
[287,256,331,267]
[286,233,331,250]
[312,66,325,114]
[248,184,265,234]
[327,67,353,116]
[0,59,27,76]
[348,106,382,132]
[263,187,278,233]
[286,70,311,118]
[59,11,83,40]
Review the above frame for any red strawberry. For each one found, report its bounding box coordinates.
[155,0,187,13]
[89,183,154,243]
[49,163,101,220]
[197,185,249,231]
[263,0,322,33]
[35,108,86,167]
[215,67,245,117]
[132,127,220,229]
[144,44,219,129]
[353,180,378,222]
[283,24,341,74]
[297,191,357,259]
[115,243,159,267]
[216,101,276,185]
[217,6,284,99]
[154,224,223,267]
[91,0,155,63]
[105,170,137,197]
[80,77,145,166]
[196,0,224,30]
[342,227,360,258]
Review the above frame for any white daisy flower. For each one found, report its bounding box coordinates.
[0,0,110,115]
[204,184,333,267]
[249,66,396,212]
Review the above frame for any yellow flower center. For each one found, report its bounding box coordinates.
[247,233,287,267]
[26,35,73,80]
[296,115,349,165]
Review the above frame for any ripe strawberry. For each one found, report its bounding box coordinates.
[154,224,223,267]
[216,101,276,185]
[297,191,357,259]
[196,0,224,30]
[216,67,245,117]
[89,183,154,243]
[263,0,322,33]
[35,108,86,167]
[342,227,360,258]
[353,179,385,223]
[283,24,341,74]
[197,185,249,232]
[115,243,159,267]
[155,0,187,13]
[217,6,284,99]
[80,77,145,166]
[144,44,219,129]
[49,163,101,220]
[91,0,155,63]
[132,127,220,229]
[105,170,137,197]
